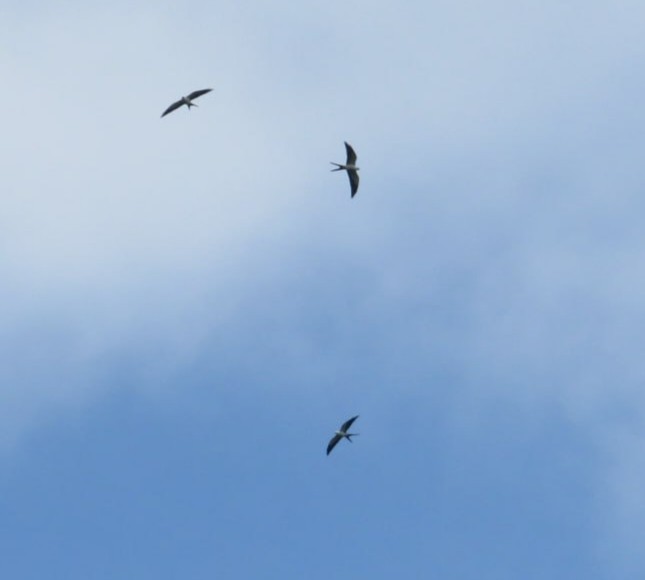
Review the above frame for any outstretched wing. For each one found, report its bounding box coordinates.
[347,170,359,197]
[340,415,359,432]
[187,88,213,100]
[161,99,184,118]
[326,434,342,455]
[344,142,357,165]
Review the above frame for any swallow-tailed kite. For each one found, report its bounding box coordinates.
[326,415,359,455]
[331,142,360,197]
[161,88,213,118]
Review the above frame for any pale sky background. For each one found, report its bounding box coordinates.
[2,1,645,578]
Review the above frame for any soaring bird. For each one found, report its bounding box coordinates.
[326,415,359,455]
[331,142,360,197]
[161,88,213,118]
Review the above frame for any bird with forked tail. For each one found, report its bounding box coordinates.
[161,88,213,118]
[331,142,360,197]
[326,415,360,455]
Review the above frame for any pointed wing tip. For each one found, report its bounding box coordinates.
[340,415,359,432]
[188,88,214,100]
[348,171,359,196]
[326,434,341,455]
[344,141,357,164]
[161,100,183,117]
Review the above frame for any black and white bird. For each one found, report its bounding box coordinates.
[331,142,360,197]
[161,89,213,118]
[326,415,359,455]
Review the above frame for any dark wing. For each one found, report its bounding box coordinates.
[347,170,359,197]
[326,434,342,455]
[340,415,359,432]
[161,99,184,118]
[344,142,357,165]
[187,88,213,100]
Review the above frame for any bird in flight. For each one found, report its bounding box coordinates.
[326,415,359,455]
[161,88,213,118]
[331,142,360,197]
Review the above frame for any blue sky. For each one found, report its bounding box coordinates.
[2,1,645,578]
